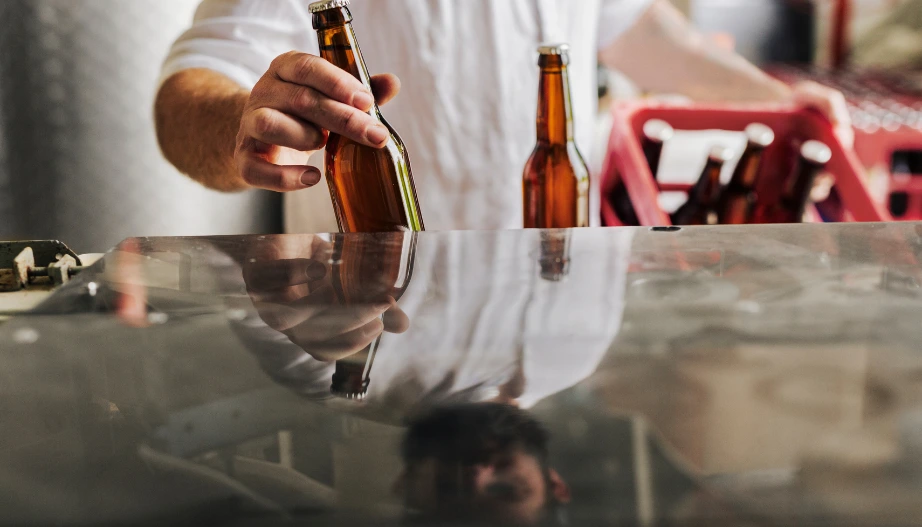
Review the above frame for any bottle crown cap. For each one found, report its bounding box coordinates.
[744,123,775,148]
[643,119,675,143]
[537,43,570,55]
[309,0,350,13]
[708,146,735,163]
[801,140,833,165]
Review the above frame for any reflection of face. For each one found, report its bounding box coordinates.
[404,448,552,525]
[399,404,567,526]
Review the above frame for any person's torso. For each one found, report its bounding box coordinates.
[284,0,603,233]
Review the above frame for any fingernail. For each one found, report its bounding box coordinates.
[301,170,321,187]
[306,262,327,281]
[365,125,389,146]
[353,90,375,110]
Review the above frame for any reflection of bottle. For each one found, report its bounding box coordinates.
[330,232,418,399]
[538,230,572,282]
[673,147,733,226]
[310,0,424,233]
[523,43,590,229]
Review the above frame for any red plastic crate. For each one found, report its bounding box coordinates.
[769,66,922,221]
[853,128,922,221]
[599,102,892,227]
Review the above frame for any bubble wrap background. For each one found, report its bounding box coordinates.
[0,0,282,253]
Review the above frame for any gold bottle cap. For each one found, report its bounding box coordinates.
[537,43,570,55]
[643,119,675,143]
[330,387,368,401]
[744,123,775,148]
[309,0,350,13]
[801,140,833,165]
[330,370,370,400]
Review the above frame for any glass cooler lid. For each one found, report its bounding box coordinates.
[3,223,922,526]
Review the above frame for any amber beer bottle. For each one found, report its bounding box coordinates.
[718,123,775,224]
[523,44,590,229]
[642,119,674,181]
[779,140,832,223]
[672,146,733,226]
[330,232,418,399]
[310,0,424,233]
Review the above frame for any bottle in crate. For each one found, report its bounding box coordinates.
[673,146,733,226]
[718,123,774,225]
[779,140,832,223]
[642,119,674,181]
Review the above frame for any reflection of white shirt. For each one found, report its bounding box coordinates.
[162,0,652,233]
[237,229,634,411]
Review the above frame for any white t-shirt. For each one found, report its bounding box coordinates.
[162,0,653,233]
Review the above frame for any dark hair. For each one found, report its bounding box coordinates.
[402,403,551,469]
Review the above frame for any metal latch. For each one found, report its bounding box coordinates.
[0,241,84,292]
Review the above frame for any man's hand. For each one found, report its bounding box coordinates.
[242,235,410,362]
[236,51,401,192]
[792,80,855,149]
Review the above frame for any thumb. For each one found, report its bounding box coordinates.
[370,73,401,106]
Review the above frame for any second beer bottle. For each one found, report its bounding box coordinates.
[311,0,424,233]
[523,44,591,229]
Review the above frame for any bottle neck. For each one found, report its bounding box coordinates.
[730,145,765,190]
[331,344,376,399]
[784,161,821,206]
[315,9,380,120]
[536,57,574,147]
[696,160,724,205]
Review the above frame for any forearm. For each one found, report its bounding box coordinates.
[600,0,791,102]
[154,69,249,192]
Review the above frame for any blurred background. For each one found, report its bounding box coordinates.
[0,0,281,253]
[0,0,920,252]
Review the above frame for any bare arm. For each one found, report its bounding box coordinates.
[155,69,250,192]
[601,0,853,145]
[155,53,401,194]
[600,0,790,102]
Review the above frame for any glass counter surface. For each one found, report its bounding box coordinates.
[3,223,922,526]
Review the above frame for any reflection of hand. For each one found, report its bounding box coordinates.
[242,236,409,362]
[112,239,150,328]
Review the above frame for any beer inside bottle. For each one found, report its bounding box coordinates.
[310,0,424,233]
[523,44,590,229]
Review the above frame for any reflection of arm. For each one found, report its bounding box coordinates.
[227,296,335,397]
[599,0,789,102]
